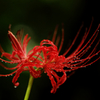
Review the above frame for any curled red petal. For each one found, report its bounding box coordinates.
[12,67,23,87]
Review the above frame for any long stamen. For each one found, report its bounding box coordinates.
[58,23,64,53]
[63,24,83,56]
[0,70,17,77]
[0,58,21,64]
[0,62,21,70]
[52,25,59,43]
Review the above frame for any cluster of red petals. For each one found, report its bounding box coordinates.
[0,30,42,87]
[0,20,100,93]
[33,40,67,93]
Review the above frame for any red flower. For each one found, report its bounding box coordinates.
[0,30,42,87]
[0,19,100,94]
[29,40,67,93]
[32,21,100,93]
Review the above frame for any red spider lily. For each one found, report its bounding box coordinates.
[28,40,67,93]
[0,30,42,87]
[0,19,100,94]
[31,20,100,93]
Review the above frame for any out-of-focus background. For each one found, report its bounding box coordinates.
[0,0,100,100]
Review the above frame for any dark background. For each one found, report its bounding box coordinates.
[0,0,100,100]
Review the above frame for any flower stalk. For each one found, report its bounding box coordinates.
[24,74,34,100]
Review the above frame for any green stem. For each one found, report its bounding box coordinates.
[24,74,34,100]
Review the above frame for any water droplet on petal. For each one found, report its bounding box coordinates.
[14,86,17,88]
